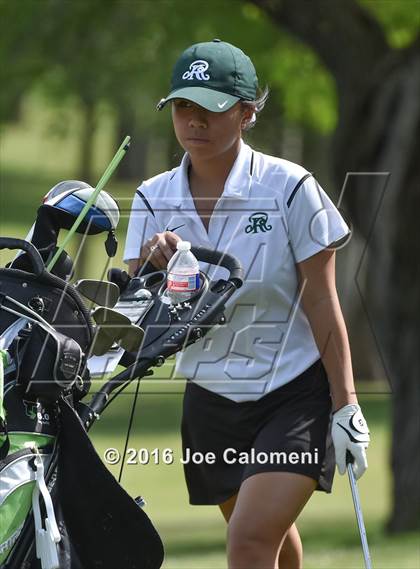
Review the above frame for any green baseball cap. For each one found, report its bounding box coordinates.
[157,39,258,113]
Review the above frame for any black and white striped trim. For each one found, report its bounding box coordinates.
[136,190,155,218]
[249,152,255,176]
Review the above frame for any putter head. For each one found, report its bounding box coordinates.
[75,279,120,308]
[90,307,144,356]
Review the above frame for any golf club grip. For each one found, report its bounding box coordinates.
[191,246,244,288]
[0,237,45,276]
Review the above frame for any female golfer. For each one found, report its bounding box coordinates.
[124,40,371,569]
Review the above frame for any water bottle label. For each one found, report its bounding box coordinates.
[167,273,200,292]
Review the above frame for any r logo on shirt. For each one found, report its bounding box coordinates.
[245,212,272,234]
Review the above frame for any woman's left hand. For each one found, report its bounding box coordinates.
[331,404,370,480]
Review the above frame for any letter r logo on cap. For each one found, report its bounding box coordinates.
[182,60,210,81]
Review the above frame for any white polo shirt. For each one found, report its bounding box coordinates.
[124,141,350,402]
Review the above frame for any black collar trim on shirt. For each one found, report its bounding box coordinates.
[286,173,312,208]
[136,189,155,217]
[249,151,255,176]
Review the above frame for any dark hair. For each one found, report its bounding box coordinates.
[241,86,269,130]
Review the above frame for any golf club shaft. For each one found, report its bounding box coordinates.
[347,464,373,569]
[11,223,35,264]
[47,135,131,271]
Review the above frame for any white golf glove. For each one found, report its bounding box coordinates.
[332,404,370,480]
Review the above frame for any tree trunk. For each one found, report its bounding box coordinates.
[334,38,420,535]
[78,98,96,183]
[74,97,96,280]
[385,53,420,531]
[115,110,149,182]
[251,0,420,532]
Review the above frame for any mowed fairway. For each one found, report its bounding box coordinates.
[90,370,420,569]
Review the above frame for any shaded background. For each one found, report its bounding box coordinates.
[0,0,419,567]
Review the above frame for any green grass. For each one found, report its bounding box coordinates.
[0,92,116,181]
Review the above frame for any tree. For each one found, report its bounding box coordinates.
[251,0,420,532]
[0,0,53,122]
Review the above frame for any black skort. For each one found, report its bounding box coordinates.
[181,359,335,505]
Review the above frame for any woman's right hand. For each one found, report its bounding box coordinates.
[137,231,182,272]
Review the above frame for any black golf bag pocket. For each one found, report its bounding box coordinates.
[57,399,165,569]
[17,324,82,403]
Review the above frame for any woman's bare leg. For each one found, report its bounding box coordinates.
[219,475,310,569]
[224,472,316,569]
[277,523,303,569]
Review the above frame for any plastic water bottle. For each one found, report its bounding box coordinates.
[167,241,200,304]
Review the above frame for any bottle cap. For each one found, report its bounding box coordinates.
[176,241,191,251]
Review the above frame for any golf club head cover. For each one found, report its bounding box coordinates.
[332,404,370,479]
[9,205,72,279]
[9,246,74,281]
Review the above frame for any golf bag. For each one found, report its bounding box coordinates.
[0,238,164,569]
[1,231,244,568]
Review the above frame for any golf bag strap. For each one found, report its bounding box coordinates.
[0,351,7,422]
[0,238,45,277]
[0,267,95,345]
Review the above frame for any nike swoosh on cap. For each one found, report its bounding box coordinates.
[165,223,186,232]
[217,100,228,109]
